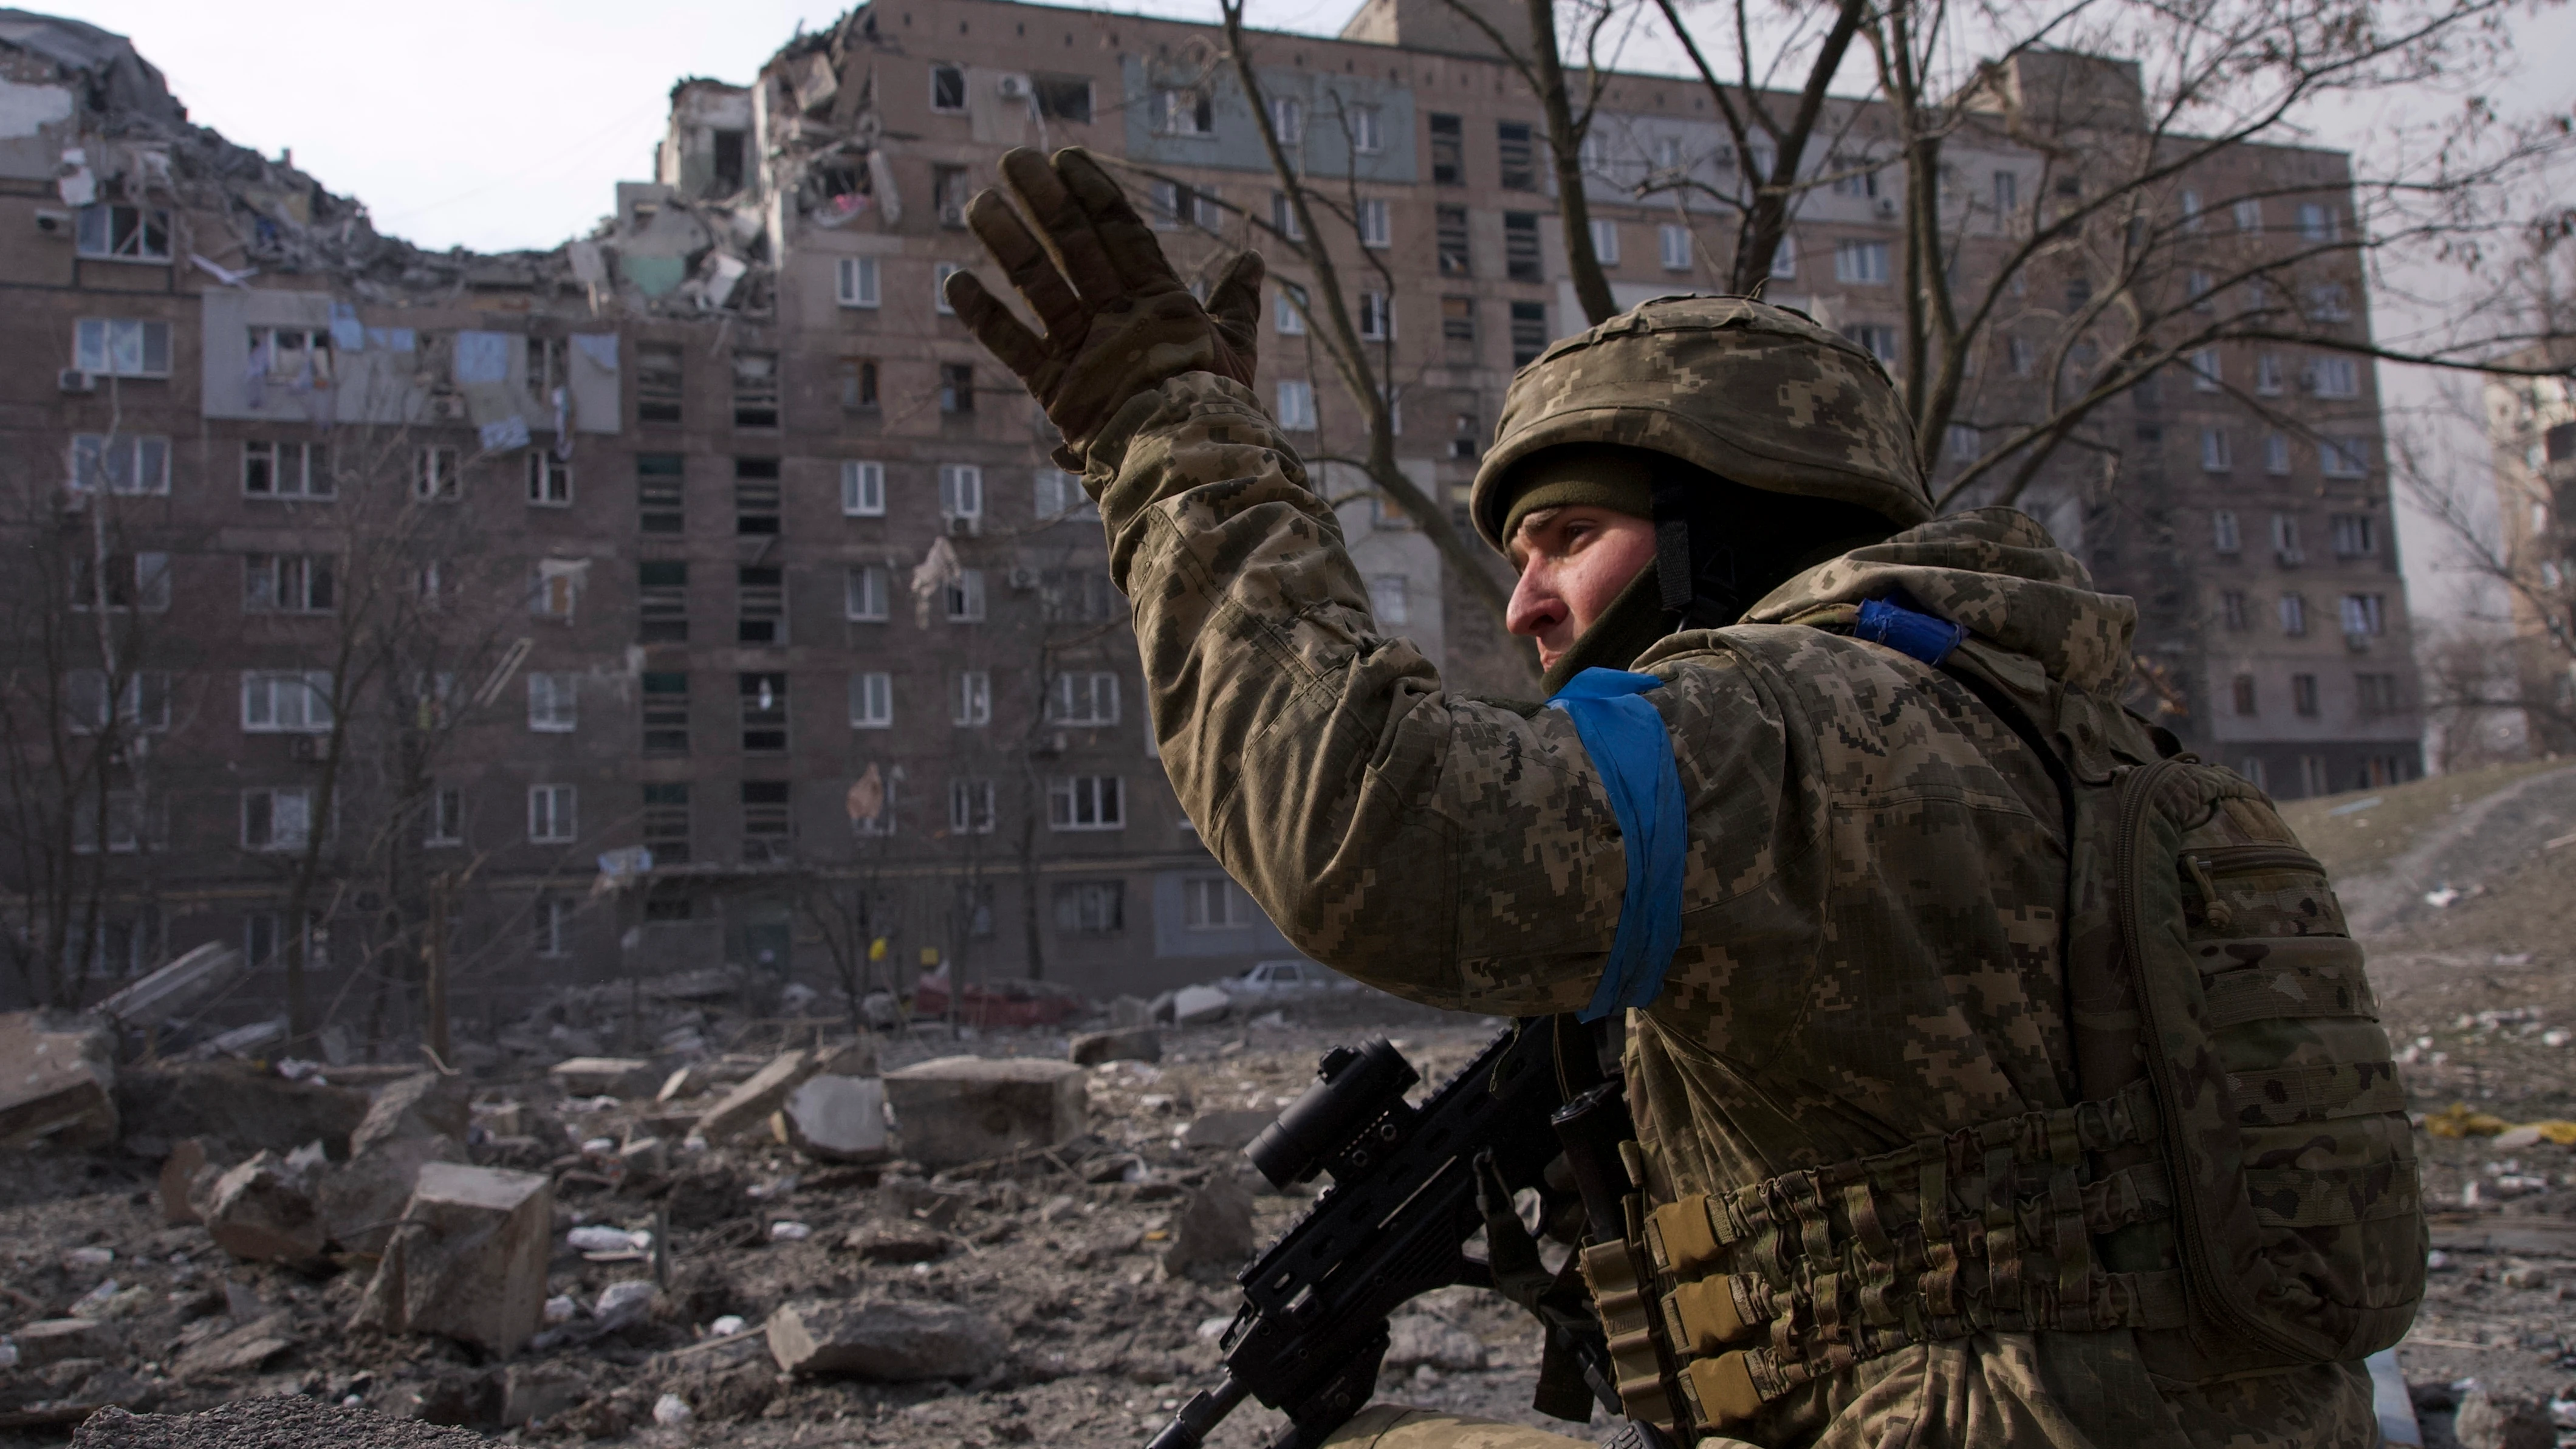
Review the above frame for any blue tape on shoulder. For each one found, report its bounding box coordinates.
[1855,598,1968,666]
[1547,668,1688,1021]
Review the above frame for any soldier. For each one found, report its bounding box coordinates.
[945,148,2395,1449]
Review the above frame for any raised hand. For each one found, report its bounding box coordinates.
[942,146,1263,468]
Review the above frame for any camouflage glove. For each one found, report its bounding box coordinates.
[944,146,1263,470]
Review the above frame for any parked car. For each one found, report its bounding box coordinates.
[1227,959,1355,996]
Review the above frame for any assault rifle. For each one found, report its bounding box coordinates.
[1145,1017,1642,1449]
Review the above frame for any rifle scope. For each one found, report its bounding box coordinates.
[1244,1038,1419,1190]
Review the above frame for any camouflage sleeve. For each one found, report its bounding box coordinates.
[1083,373,1786,1016]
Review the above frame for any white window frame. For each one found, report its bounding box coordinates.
[1357,292,1393,341]
[2320,436,2369,479]
[1275,287,1306,335]
[2312,355,2360,398]
[1358,197,1390,248]
[1276,379,1317,430]
[1162,87,1214,137]
[2279,592,2308,636]
[2233,197,2263,232]
[1769,234,1797,280]
[1588,218,1620,266]
[841,459,886,516]
[2255,353,2284,396]
[1350,103,1383,154]
[2273,513,2306,564]
[1048,670,1122,726]
[937,463,984,526]
[1833,240,1890,284]
[240,671,334,733]
[66,670,170,735]
[1271,97,1304,145]
[526,452,572,507]
[527,671,578,733]
[1047,775,1125,831]
[244,552,335,614]
[425,786,464,847]
[76,203,171,262]
[2264,433,2292,476]
[2199,427,2232,473]
[835,255,881,309]
[2339,593,2385,637]
[948,778,997,835]
[2212,510,2241,553]
[528,784,577,844]
[241,787,313,852]
[69,434,170,496]
[1183,875,1255,929]
[1034,468,1097,520]
[944,568,987,622]
[845,564,890,622]
[2188,349,2222,391]
[1659,224,1691,270]
[2297,202,2338,242]
[535,898,570,957]
[933,261,961,315]
[849,671,894,728]
[953,669,992,726]
[414,445,461,502]
[242,439,332,499]
[74,318,171,378]
[930,63,967,114]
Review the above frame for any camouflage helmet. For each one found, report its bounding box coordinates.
[1470,295,1934,553]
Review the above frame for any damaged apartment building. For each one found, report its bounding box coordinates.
[0,0,2419,1040]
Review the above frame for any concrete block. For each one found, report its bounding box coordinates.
[1069,1027,1161,1066]
[1170,985,1231,1026]
[882,1056,1086,1170]
[1162,1173,1255,1278]
[814,1035,880,1077]
[0,1009,117,1149]
[349,1072,468,1156]
[91,942,247,1029]
[1109,995,1153,1029]
[616,1136,669,1176]
[205,1151,327,1264]
[654,1065,702,1103]
[354,1162,552,1354]
[158,1139,207,1225]
[318,1134,462,1255]
[116,1063,366,1160]
[765,1299,1003,1380]
[778,1075,888,1163]
[693,1049,814,1143]
[170,1311,295,1379]
[547,1057,657,1098]
[2456,1385,2555,1449]
[15,1317,118,1366]
[1180,1109,1275,1151]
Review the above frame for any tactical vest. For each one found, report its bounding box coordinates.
[1577,618,2426,1439]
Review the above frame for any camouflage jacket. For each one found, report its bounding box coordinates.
[1089,373,2374,1449]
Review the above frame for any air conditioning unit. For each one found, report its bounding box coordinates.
[943,513,982,537]
[997,73,1032,100]
[1874,196,1899,218]
[34,208,68,233]
[1007,567,1039,591]
[57,368,94,393]
[292,734,333,763]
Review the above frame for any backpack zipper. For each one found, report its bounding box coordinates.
[2113,758,2314,1360]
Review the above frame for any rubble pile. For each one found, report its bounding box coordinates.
[0,989,1561,1449]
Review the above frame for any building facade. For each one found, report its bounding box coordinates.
[0,2,2421,1038]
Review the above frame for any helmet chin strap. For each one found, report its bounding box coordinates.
[1652,475,1742,629]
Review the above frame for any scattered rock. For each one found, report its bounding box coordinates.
[204,1151,327,1264]
[843,1226,953,1262]
[1109,996,1153,1029]
[696,1049,818,1143]
[1382,1313,1488,1373]
[15,1317,118,1367]
[1181,1109,1275,1151]
[765,1299,1004,1380]
[2501,1264,2551,1290]
[0,1009,118,1149]
[2457,1383,2556,1449]
[1070,1027,1162,1066]
[778,1074,889,1162]
[317,1134,463,1255]
[616,1136,670,1176]
[882,1055,1086,1169]
[354,1163,553,1354]
[548,1057,657,1098]
[171,1311,295,1379]
[349,1073,470,1155]
[499,1362,586,1426]
[157,1139,207,1225]
[1162,1173,1256,1278]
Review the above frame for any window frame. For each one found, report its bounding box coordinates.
[527,783,578,844]
[836,255,881,308]
[841,459,886,516]
[1047,775,1126,832]
[527,671,578,733]
[850,670,894,728]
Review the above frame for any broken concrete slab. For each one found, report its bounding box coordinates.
[814,1035,880,1077]
[0,1009,118,1149]
[548,1057,657,1098]
[1180,1109,1275,1151]
[616,1136,669,1176]
[15,1318,118,1367]
[882,1055,1085,1170]
[694,1049,814,1143]
[117,1063,366,1161]
[1069,1027,1161,1066]
[778,1075,888,1163]
[157,1139,206,1225]
[317,1134,462,1255]
[170,1310,295,1379]
[842,1227,952,1263]
[1109,995,1153,1029]
[204,1151,327,1264]
[765,1299,1003,1380]
[1162,1173,1255,1278]
[348,1072,468,1156]
[354,1162,552,1355]
[89,944,247,1031]
[1170,984,1231,1026]
[655,1064,703,1103]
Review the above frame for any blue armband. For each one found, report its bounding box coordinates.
[1855,598,1968,666]
[1547,668,1688,1021]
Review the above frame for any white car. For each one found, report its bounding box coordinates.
[1228,959,1355,996]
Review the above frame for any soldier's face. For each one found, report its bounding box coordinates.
[1504,505,1658,671]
